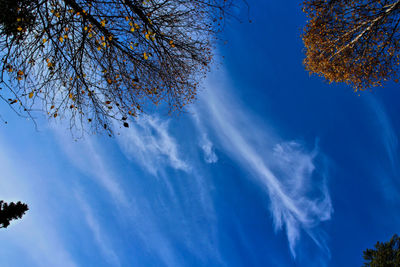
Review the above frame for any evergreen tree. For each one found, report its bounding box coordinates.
[363,234,400,267]
[0,200,29,228]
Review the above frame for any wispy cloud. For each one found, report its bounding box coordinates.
[74,192,121,266]
[113,116,221,265]
[367,96,399,173]
[192,112,218,163]
[115,115,190,175]
[200,136,218,163]
[52,130,130,207]
[0,135,78,267]
[194,70,333,257]
[366,96,400,200]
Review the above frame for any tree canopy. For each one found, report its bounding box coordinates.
[363,234,400,266]
[302,0,400,90]
[0,200,29,228]
[0,0,234,134]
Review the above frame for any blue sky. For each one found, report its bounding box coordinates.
[1,0,400,266]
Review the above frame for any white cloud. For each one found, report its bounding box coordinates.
[74,192,121,266]
[367,96,399,173]
[195,70,333,257]
[192,112,218,163]
[0,136,78,267]
[200,136,218,163]
[366,96,400,200]
[115,115,190,175]
[52,131,130,208]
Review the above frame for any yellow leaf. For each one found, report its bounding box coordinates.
[43,38,47,43]
[59,37,63,42]
[130,28,135,32]
[143,52,148,60]
[17,70,24,76]
[29,92,34,98]
[17,26,23,31]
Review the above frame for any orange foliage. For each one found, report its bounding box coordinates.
[303,0,400,90]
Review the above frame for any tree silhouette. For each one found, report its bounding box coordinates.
[0,200,29,228]
[0,0,235,135]
[363,234,400,266]
[302,0,400,90]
